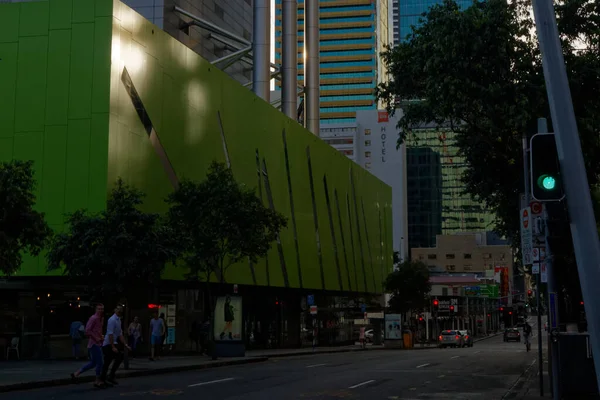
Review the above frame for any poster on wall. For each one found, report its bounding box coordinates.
[385,314,402,340]
[214,295,242,342]
[494,266,510,304]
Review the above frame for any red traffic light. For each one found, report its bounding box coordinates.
[500,307,504,311]
[449,305,455,311]
[581,301,584,305]
[509,311,513,315]
[528,290,532,295]
[419,317,423,321]
[433,299,439,306]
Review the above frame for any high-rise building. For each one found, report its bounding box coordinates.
[274,0,389,127]
[121,0,254,84]
[390,0,472,45]
[406,128,496,253]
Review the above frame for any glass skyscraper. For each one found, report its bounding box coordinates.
[391,0,473,44]
[406,129,496,253]
[274,0,389,126]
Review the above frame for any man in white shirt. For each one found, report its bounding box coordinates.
[101,305,130,385]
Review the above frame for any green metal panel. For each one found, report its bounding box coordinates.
[19,1,49,38]
[0,0,392,293]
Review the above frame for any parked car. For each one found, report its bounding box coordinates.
[458,330,473,347]
[365,329,383,343]
[504,328,521,342]
[438,330,464,348]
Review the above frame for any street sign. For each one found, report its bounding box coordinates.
[549,292,558,329]
[310,305,317,315]
[367,312,384,319]
[530,201,543,215]
[541,261,548,283]
[532,262,540,274]
[233,284,238,294]
[361,303,367,313]
[307,294,314,306]
[533,248,541,262]
[520,207,533,265]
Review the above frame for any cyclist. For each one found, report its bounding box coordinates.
[523,321,532,352]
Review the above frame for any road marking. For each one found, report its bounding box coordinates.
[437,375,445,378]
[416,363,430,368]
[450,356,460,359]
[188,378,235,387]
[306,363,327,368]
[349,380,376,389]
[474,350,482,354]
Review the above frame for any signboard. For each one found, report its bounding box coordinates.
[310,305,318,315]
[361,303,367,313]
[549,292,558,329]
[436,296,459,313]
[384,314,402,340]
[166,327,175,345]
[307,295,314,306]
[354,319,369,325]
[494,266,510,304]
[464,286,480,297]
[367,312,384,319]
[520,207,533,265]
[532,248,541,262]
[541,262,548,283]
[214,295,242,341]
[530,201,542,215]
[532,262,540,274]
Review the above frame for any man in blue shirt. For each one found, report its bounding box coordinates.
[101,305,130,385]
[149,311,165,361]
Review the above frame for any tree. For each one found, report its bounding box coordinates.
[0,160,52,275]
[385,260,431,315]
[47,179,179,298]
[377,0,600,245]
[166,161,287,313]
[377,0,600,321]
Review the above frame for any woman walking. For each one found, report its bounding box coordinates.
[71,303,105,388]
[128,316,142,358]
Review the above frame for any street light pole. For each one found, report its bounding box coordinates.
[532,0,600,392]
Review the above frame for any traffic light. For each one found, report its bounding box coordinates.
[528,290,532,296]
[530,133,564,201]
[433,299,439,307]
[449,305,455,313]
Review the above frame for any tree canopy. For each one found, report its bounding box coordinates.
[47,179,179,296]
[0,160,52,275]
[377,0,600,245]
[166,161,288,285]
[385,260,432,315]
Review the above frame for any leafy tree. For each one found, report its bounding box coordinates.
[166,161,287,314]
[385,260,431,315]
[377,0,600,244]
[0,160,52,275]
[47,179,180,298]
[377,0,600,321]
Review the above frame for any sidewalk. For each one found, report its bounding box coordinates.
[0,344,379,393]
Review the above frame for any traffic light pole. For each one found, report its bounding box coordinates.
[533,0,600,394]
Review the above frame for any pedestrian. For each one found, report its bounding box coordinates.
[149,311,165,361]
[70,303,105,389]
[69,319,85,360]
[128,316,142,358]
[359,326,366,349]
[199,319,210,354]
[101,305,130,386]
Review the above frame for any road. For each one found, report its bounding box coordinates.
[5,334,539,400]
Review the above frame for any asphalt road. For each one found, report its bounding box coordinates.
[5,334,539,400]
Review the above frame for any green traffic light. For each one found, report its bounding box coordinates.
[537,174,556,191]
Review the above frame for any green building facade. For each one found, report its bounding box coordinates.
[0,0,393,293]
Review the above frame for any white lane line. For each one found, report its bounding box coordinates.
[188,378,235,387]
[475,350,482,354]
[349,380,376,389]
[438,375,446,378]
[306,363,327,368]
[416,363,430,368]
[450,356,460,359]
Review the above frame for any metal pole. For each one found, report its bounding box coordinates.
[544,205,561,399]
[304,0,320,135]
[282,0,298,119]
[252,0,270,101]
[533,0,600,392]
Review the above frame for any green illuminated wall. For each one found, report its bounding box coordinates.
[0,0,393,294]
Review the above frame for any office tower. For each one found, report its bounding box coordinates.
[274,0,389,128]
[406,128,496,253]
[390,0,473,45]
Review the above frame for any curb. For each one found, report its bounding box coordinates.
[0,356,268,394]
[264,346,386,358]
[474,333,502,343]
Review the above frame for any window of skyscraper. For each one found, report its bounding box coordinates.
[446,253,455,259]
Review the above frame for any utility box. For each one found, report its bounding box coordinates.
[558,333,599,398]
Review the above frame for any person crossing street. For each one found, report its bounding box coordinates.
[523,321,532,352]
[101,305,130,386]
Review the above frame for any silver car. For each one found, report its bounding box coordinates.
[438,330,464,348]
